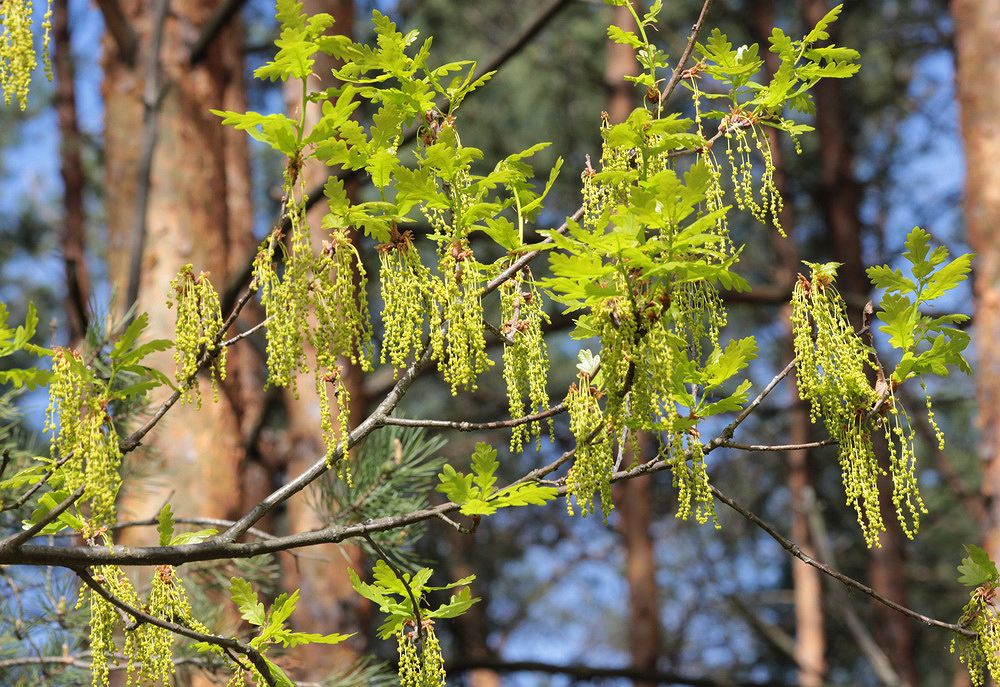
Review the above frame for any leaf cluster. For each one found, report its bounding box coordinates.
[435,442,557,516]
[867,227,972,383]
[349,560,478,639]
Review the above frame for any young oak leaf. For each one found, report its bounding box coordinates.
[157,503,174,546]
[229,577,267,627]
[436,443,557,516]
[958,545,999,588]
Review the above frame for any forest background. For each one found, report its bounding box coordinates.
[0,0,996,686]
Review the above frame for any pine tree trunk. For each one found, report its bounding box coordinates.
[953,0,1000,564]
[101,6,262,684]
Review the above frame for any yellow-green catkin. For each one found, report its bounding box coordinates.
[428,238,492,394]
[397,622,446,687]
[254,194,312,390]
[123,566,191,686]
[669,428,717,526]
[878,399,925,539]
[923,381,945,451]
[500,272,551,453]
[722,111,785,236]
[311,229,374,372]
[593,296,637,425]
[83,566,140,687]
[168,264,227,407]
[952,586,1000,687]
[565,377,614,519]
[378,227,432,373]
[317,365,351,482]
[790,265,919,548]
[45,349,122,527]
[0,0,53,110]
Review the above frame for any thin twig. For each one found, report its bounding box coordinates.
[119,286,257,453]
[220,317,270,347]
[709,359,796,446]
[719,439,835,452]
[709,484,974,637]
[485,208,584,294]
[381,404,566,432]
[221,345,434,541]
[659,0,714,105]
[475,0,573,81]
[111,516,275,542]
[447,657,792,687]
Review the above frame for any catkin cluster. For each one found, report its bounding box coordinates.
[0,0,52,110]
[791,265,925,547]
[45,349,122,527]
[574,111,736,522]
[311,230,374,373]
[168,264,227,407]
[500,273,551,453]
[83,566,139,687]
[316,364,351,480]
[952,586,1000,687]
[377,227,432,372]
[565,378,615,519]
[722,112,785,236]
[254,202,312,390]
[397,622,446,687]
[83,564,209,687]
[254,188,373,472]
[428,238,492,395]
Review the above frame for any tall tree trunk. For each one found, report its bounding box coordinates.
[953,0,1000,566]
[751,2,826,683]
[277,1,366,678]
[800,2,916,683]
[101,6,262,685]
[607,7,663,686]
[54,0,90,346]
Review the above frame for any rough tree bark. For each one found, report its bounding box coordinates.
[101,4,262,684]
[54,0,91,346]
[800,2,916,683]
[953,0,1000,562]
[607,6,663,686]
